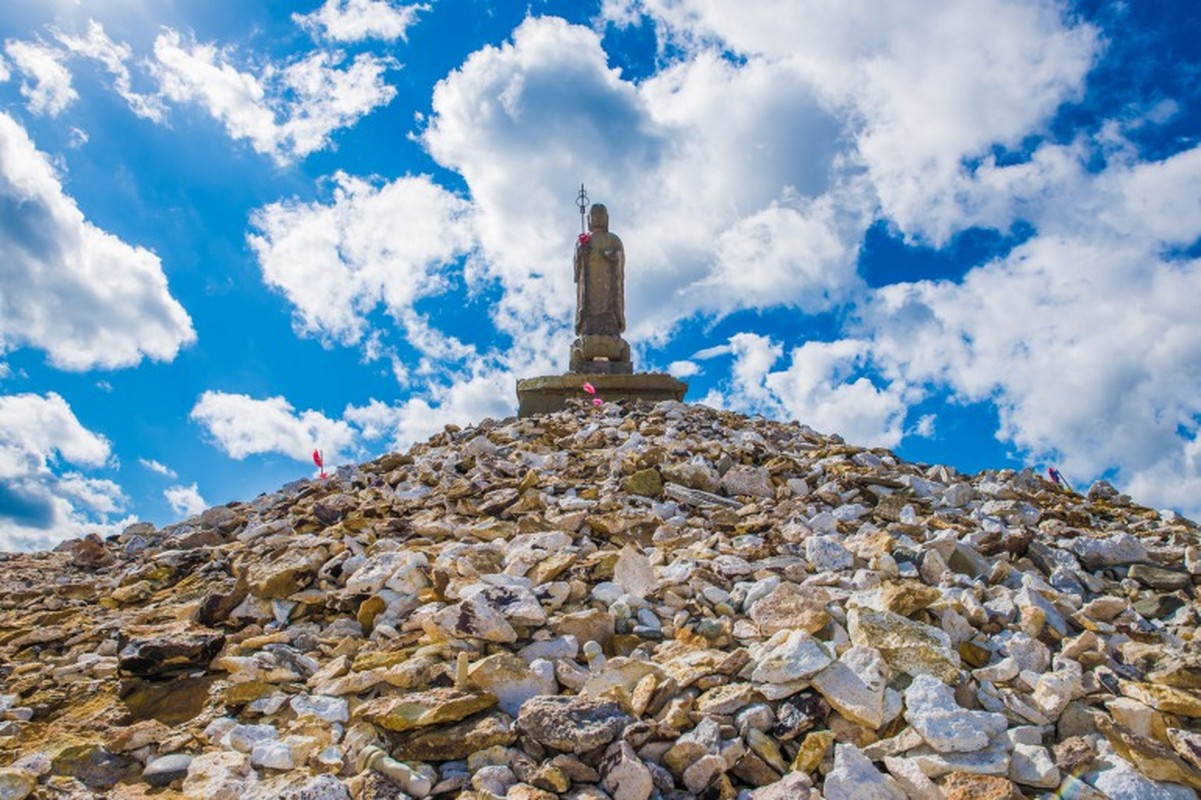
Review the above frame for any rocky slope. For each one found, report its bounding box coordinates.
[2,400,1201,800]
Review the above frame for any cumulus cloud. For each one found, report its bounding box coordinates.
[295,0,429,43]
[422,16,857,339]
[668,360,699,378]
[0,112,196,370]
[164,483,206,518]
[345,370,517,452]
[606,0,1099,245]
[696,333,908,448]
[861,141,1201,514]
[54,19,165,121]
[138,458,177,478]
[4,38,77,116]
[151,29,396,162]
[248,172,475,344]
[190,391,357,463]
[0,392,132,552]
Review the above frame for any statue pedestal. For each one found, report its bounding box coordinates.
[516,373,688,417]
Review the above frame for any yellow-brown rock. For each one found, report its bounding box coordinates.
[355,688,497,732]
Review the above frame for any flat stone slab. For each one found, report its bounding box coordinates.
[516,372,687,416]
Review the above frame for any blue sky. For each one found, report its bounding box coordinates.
[2,0,1200,550]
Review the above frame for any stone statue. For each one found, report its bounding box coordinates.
[571,202,632,373]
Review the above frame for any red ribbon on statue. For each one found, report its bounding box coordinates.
[578,232,592,246]
[313,449,327,479]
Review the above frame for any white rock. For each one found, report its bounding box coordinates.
[471,764,516,796]
[518,635,579,663]
[905,744,1010,779]
[181,751,250,800]
[290,694,349,723]
[601,742,653,800]
[883,756,945,800]
[425,595,517,643]
[224,723,279,753]
[1009,743,1060,789]
[823,744,907,800]
[751,630,833,684]
[812,659,884,729]
[1085,752,1197,800]
[1033,668,1082,720]
[289,774,350,800]
[203,717,238,743]
[904,675,1008,754]
[973,656,1019,683]
[345,552,409,594]
[808,512,838,534]
[807,535,854,571]
[251,740,293,770]
[721,465,775,499]
[614,546,656,599]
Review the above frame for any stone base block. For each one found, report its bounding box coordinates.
[516,373,688,417]
[570,335,632,374]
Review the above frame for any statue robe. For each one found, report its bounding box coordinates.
[574,230,625,336]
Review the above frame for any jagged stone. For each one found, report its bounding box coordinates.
[516,695,632,754]
[355,688,497,732]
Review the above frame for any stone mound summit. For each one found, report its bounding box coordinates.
[2,400,1201,800]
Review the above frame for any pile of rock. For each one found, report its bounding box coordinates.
[2,399,1201,800]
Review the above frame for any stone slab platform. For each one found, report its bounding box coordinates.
[517,373,687,417]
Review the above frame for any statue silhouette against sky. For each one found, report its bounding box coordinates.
[571,187,632,373]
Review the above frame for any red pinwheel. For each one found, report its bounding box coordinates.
[313,449,327,479]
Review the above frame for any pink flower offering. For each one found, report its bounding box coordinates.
[582,382,596,395]
[592,397,603,407]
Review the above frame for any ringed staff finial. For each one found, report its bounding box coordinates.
[576,183,589,235]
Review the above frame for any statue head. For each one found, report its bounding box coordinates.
[588,203,609,232]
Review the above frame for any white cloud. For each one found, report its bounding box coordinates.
[164,483,206,518]
[694,333,907,448]
[248,172,475,344]
[4,39,77,116]
[668,360,699,378]
[55,19,165,121]
[0,392,109,480]
[911,414,936,439]
[151,29,396,162]
[764,339,908,448]
[0,112,196,370]
[861,142,1201,515]
[190,390,357,462]
[422,17,864,342]
[295,0,429,43]
[0,392,133,552]
[138,457,176,478]
[344,370,516,452]
[606,0,1099,245]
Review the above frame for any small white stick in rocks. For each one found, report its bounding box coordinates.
[356,744,432,798]
[455,652,470,690]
